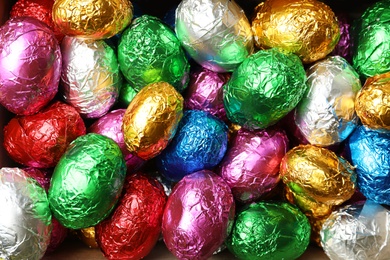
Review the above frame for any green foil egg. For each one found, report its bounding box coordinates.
[223,48,307,130]
[48,133,126,229]
[226,201,311,260]
[119,81,138,108]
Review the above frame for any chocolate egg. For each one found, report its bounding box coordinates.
[75,227,99,249]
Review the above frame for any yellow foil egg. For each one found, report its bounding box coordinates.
[76,227,99,249]
[355,72,390,131]
[52,0,133,40]
[251,0,340,64]
[123,82,184,160]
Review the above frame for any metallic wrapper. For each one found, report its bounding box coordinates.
[162,170,235,260]
[355,72,390,131]
[76,227,99,249]
[251,0,340,64]
[119,81,138,107]
[122,82,184,160]
[3,101,86,168]
[352,0,390,78]
[331,14,352,62]
[46,218,69,254]
[157,110,228,182]
[321,201,390,260]
[24,167,52,192]
[48,133,127,229]
[118,15,189,93]
[184,68,230,121]
[60,36,121,118]
[175,0,254,72]
[348,126,390,205]
[226,201,310,260]
[0,168,51,259]
[0,17,61,115]
[295,56,362,146]
[219,127,289,203]
[96,174,167,260]
[88,109,145,171]
[52,0,133,40]
[223,48,307,130]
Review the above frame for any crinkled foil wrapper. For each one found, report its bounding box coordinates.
[118,15,190,93]
[251,0,340,64]
[60,36,121,118]
[0,168,51,259]
[119,81,138,107]
[295,56,361,146]
[24,167,52,192]
[226,201,310,260]
[52,0,133,40]
[3,101,86,168]
[223,48,307,130]
[75,227,99,249]
[355,72,390,131]
[0,17,61,115]
[184,68,230,121]
[48,133,126,229]
[175,0,254,72]
[96,174,167,260]
[89,109,145,171]
[157,110,228,182]
[321,201,390,260]
[122,82,184,160]
[331,13,352,62]
[348,126,390,205]
[162,170,235,260]
[352,1,390,78]
[219,127,289,203]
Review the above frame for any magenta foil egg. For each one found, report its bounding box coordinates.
[0,17,61,115]
[219,127,289,203]
[331,13,352,62]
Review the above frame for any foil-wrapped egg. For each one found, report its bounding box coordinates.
[48,133,126,229]
[119,81,138,108]
[162,170,235,260]
[175,0,254,72]
[0,168,51,259]
[23,167,52,192]
[96,174,167,259]
[0,17,61,115]
[60,36,121,118]
[75,227,99,249]
[122,82,184,160]
[252,0,339,64]
[295,56,362,146]
[331,13,352,62]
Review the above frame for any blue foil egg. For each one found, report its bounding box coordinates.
[348,126,390,205]
[157,110,228,182]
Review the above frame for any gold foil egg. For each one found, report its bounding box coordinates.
[251,0,340,64]
[76,227,99,249]
[52,0,133,40]
[123,82,184,160]
[355,72,390,131]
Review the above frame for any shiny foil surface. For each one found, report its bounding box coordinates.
[223,48,307,130]
[321,201,390,260]
[331,14,352,62]
[184,68,230,121]
[0,168,51,259]
[175,0,254,72]
[48,133,126,229]
[347,126,390,205]
[295,56,362,146]
[3,101,86,168]
[60,36,121,118]
[219,127,289,203]
[76,227,99,249]
[24,167,52,191]
[162,170,235,260]
[118,15,190,93]
[352,0,390,78]
[280,145,357,218]
[0,17,61,115]
[46,218,69,254]
[251,0,340,64]
[88,109,145,171]
[226,201,310,260]
[96,174,167,260]
[355,72,390,130]
[119,81,138,107]
[52,0,133,40]
[122,82,184,160]
[157,110,228,182]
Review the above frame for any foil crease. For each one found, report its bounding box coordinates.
[175,0,254,72]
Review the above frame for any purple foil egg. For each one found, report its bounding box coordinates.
[88,109,145,172]
[331,13,352,62]
[0,17,61,115]
[219,127,289,203]
[184,68,230,121]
